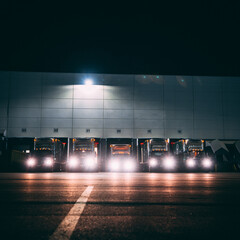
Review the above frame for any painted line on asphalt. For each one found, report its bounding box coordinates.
[49,186,94,240]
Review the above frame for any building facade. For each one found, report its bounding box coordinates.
[0,71,240,140]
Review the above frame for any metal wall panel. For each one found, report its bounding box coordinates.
[0,71,240,139]
[11,72,42,87]
[41,128,72,137]
[135,128,165,138]
[74,99,103,109]
[104,128,133,138]
[104,86,133,100]
[42,86,73,98]
[73,119,103,128]
[104,119,133,129]
[0,99,8,109]
[134,101,163,110]
[225,130,240,139]
[165,110,193,120]
[0,72,10,99]
[224,119,240,129]
[194,129,223,139]
[10,87,41,99]
[134,110,163,120]
[0,118,7,128]
[104,100,133,109]
[41,118,72,128]
[165,119,194,129]
[42,99,72,108]
[74,85,103,99]
[134,88,163,101]
[73,109,103,118]
[7,128,41,137]
[163,76,194,139]
[134,119,164,129]
[222,77,240,138]
[193,76,224,138]
[103,74,133,86]
[0,107,7,118]
[195,119,223,129]
[104,110,133,119]
[194,76,222,92]
[165,128,193,139]
[42,72,76,85]
[42,109,72,118]
[8,118,41,128]
[9,108,41,118]
[73,128,103,138]
[9,98,41,108]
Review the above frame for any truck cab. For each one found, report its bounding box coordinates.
[108,144,137,172]
[173,139,214,171]
[144,139,176,171]
[26,138,63,171]
[67,138,98,171]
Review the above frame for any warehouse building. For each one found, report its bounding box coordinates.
[0,71,240,171]
[1,71,240,139]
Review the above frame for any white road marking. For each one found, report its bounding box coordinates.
[49,186,94,240]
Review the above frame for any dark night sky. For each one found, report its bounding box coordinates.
[1,1,240,76]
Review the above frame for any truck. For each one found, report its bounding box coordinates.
[67,138,98,171]
[141,138,176,171]
[26,138,64,171]
[107,143,137,172]
[172,139,214,171]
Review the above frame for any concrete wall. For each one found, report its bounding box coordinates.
[0,71,240,139]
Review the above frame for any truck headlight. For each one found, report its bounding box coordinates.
[85,158,96,168]
[163,157,176,169]
[27,158,36,167]
[149,158,157,167]
[68,157,78,167]
[124,161,135,171]
[202,158,212,168]
[186,158,196,168]
[109,161,120,171]
[44,158,53,166]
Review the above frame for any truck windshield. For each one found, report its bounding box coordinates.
[187,140,203,151]
[32,150,52,156]
[111,145,130,155]
[35,140,53,151]
[151,141,167,151]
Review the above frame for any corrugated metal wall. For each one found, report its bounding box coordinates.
[0,71,240,139]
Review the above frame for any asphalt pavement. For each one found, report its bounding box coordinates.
[0,172,240,240]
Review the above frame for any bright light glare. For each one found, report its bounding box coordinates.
[68,157,78,167]
[85,158,96,168]
[44,158,53,166]
[149,158,157,167]
[27,158,36,167]
[85,78,93,85]
[186,158,196,168]
[109,161,120,171]
[124,161,135,171]
[163,157,176,169]
[202,158,212,168]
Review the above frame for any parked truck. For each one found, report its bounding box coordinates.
[107,142,137,172]
[141,138,176,171]
[26,138,64,171]
[67,138,98,171]
[173,139,214,171]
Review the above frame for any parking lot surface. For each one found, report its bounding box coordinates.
[0,172,240,240]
